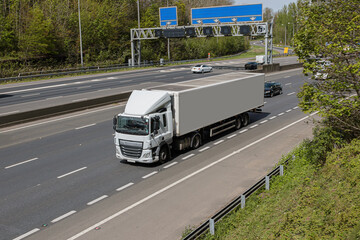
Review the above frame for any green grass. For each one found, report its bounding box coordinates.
[196,139,360,240]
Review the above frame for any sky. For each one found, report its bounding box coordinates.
[234,0,297,12]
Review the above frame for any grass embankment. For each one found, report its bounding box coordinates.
[198,137,360,239]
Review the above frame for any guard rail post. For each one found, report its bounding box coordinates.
[209,218,215,235]
[280,165,284,176]
[241,194,245,209]
[265,176,270,190]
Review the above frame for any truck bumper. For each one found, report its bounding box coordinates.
[115,147,157,163]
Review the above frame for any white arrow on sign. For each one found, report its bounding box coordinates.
[250,17,256,21]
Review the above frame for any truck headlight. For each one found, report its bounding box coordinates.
[143,152,151,158]
[265,91,270,93]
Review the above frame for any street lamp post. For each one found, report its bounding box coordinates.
[137,0,141,66]
[78,0,83,67]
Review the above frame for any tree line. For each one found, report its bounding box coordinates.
[0,0,253,77]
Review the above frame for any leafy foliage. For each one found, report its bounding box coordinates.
[294,0,360,138]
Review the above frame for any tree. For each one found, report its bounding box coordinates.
[294,0,360,139]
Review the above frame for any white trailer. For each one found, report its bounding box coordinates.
[113,72,264,164]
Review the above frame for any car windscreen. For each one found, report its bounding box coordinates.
[116,116,149,135]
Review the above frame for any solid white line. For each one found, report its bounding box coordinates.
[260,120,268,124]
[5,158,38,169]
[142,171,158,179]
[250,124,259,129]
[174,76,184,79]
[278,112,285,116]
[51,210,77,223]
[57,167,87,179]
[182,154,195,160]
[72,98,88,102]
[239,129,248,134]
[199,146,210,152]
[116,182,134,192]
[285,83,292,86]
[87,195,108,206]
[0,110,19,116]
[97,88,112,92]
[269,116,277,120]
[284,76,290,78]
[3,83,70,94]
[13,228,40,240]
[0,104,123,134]
[227,134,237,139]
[163,162,178,169]
[286,109,292,113]
[213,140,224,145]
[287,92,296,96]
[67,114,312,240]
[75,123,96,130]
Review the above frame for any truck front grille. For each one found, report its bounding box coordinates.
[119,139,143,159]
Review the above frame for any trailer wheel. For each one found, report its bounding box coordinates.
[159,146,169,164]
[235,117,242,130]
[241,113,250,127]
[190,133,201,149]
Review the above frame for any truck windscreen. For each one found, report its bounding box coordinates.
[117,116,149,135]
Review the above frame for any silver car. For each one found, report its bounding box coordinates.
[191,64,213,73]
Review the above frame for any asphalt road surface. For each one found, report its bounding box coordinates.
[0,68,313,240]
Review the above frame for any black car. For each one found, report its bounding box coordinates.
[244,62,259,70]
[264,82,283,97]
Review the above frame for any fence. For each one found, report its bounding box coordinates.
[182,157,292,240]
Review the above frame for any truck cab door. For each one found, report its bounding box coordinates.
[151,113,171,146]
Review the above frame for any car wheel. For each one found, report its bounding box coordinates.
[279,89,283,95]
[270,92,274,98]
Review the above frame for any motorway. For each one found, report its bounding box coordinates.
[0,56,298,116]
[0,63,312,240]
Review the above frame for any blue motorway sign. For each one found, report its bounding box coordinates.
[159,7,178,26]
[191,4,262,25]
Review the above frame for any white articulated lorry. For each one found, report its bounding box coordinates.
[113,72,264,164]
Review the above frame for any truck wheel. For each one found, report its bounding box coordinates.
[159,146,169,163]
[235,117,242,130]
[241,113,250,127]
[191,133,201,149]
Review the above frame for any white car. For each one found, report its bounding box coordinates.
[191,64,212,73]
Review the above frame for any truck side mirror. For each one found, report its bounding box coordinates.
[113,116,117,130]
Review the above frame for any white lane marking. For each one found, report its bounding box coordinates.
[250,124,259,129]
[174,76,184,79]
[0,110,19,116]
[199,146,210,152]
[269,116,277,120]
[77,86,92,89]
[214,140,224,145]
[163,162,178,169]
[285,83,292,86]
[67,114,313,240]
[278,112,285,116]
[264,101,267,104]
[87,195,108,206]
[97,88,111,92]
[90,79,104,82]
[142,171,158,179]
[0,104,123,134]
[239,129,248,133]
[120,80,133,83]
[21,93,40,97]
[51,210,77,223]
[107,77,116,79]
[72,98,88,102]
[284,76,290,78]
[74,82,82,84]
[116,182,134,192]
[75,123,96,130]
[5,158,39,169]
[286,109,292,113]
[227,134,237,139]
[182,154,195,160]
[46,96,64,100]
[13,228,40,240]
[57,167,87,179]
[260,120,268,124]
[3,83,70,94]
[287,92,296,96]
[293,106,299,109]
